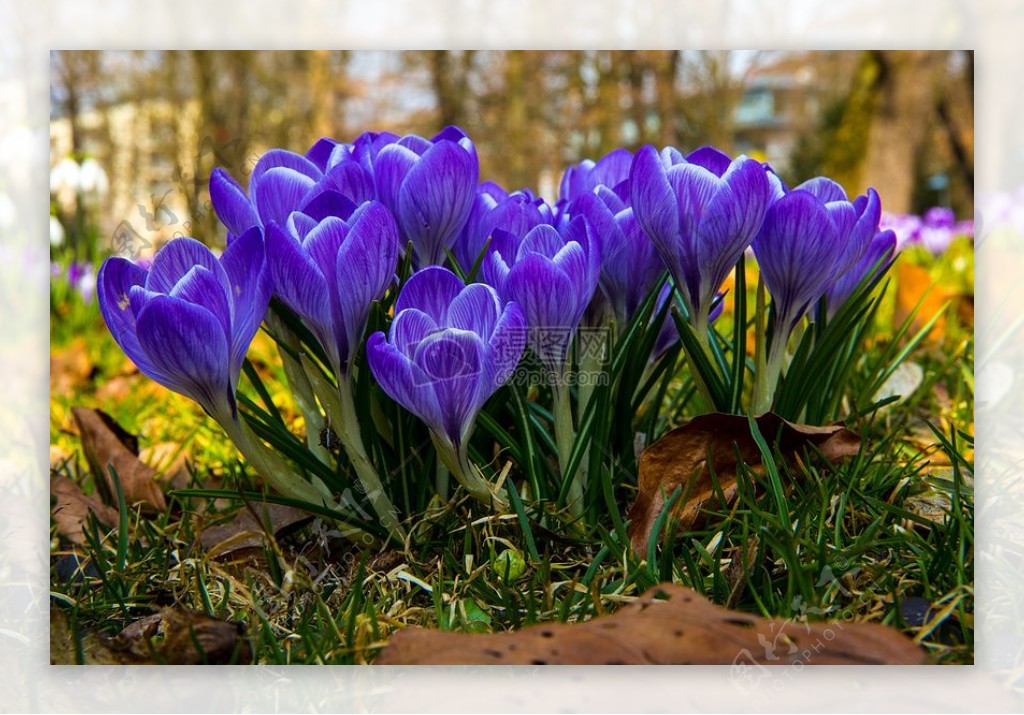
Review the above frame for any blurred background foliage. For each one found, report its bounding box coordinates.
[49,50,973,252]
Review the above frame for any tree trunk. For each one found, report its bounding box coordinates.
[859,51,943,213]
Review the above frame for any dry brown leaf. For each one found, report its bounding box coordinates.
[376,583,924,665]
[200,503,313,559]
[50,607,251,664]
[627,413,860,555]
[50,475,119,545]
[72,407,167,513]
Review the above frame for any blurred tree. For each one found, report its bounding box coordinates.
[674,51,744,152]
[798,50,972,215]
[656,51,682,147]
[188,51,254,243]
[426,51,476,128]
[860,51,946,214]
[50,51,106,158]
[51,50,973,247]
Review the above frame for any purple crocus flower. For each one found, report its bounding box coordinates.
[629,145,772,329]
[752,179,882,336]
[66,261,87,287]
[880,207,973,254]
[366,266,526,459]
[483,216,601,372]
[373,126,479,266]
[569,189,665,327]
[97,230,270,421]
[826,228,897,315]
[559,148,633,202]
[210,140,379,242]
[210,150,321,239]
[62,261,98,303]
[453,182,554,274]
[265,200,400,378]
[880,211,922,251]
[918,207,959,254]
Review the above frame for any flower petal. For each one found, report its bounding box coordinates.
[413,329,484,444]
[685,146,732,177]
[629,145,678,254]
[220,226,271,375]
[317,160,376,206]
[481,246,512,297]
[453,188,500,272]
[367,331,443,436]
[373,143,419,213]
[209,168,258,235]
[666,163,721,303]
[306,137,339,172]
[506,253,578,368]
[551,241,589,299]
[253,167,318,227]
[753,189,839,325]
[250,149,321,187]
[448,282,501,338]
[397,140,478,264]
[570,192,619,257]
[302,216,349,288]
[516,224,565,261]
[395,265,465,324]
[136,295,232,417]
[287,211,319,241]
[299,189,358,223]
[827,228,896,312]
[593,148,633,189]
[169,265,232,343]
[97,257,172,386]
[390,308,439,356]
[797,177,848,203]
[478,194,545,251]
[697,156,769,301]
[839,187,882,275]
[480,300,527,401]
[146,237,228,296]
[266,222,332,356]
[335,202,400,365]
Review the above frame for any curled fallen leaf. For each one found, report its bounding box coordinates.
[376,583,924,665]
[72,407,167,513]
[50,607,252,665]
[50,475,119,545]
[627,413,860,555]
[200,502,313,559]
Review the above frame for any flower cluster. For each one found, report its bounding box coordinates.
[882,207,974,254]
[99,125,898,531]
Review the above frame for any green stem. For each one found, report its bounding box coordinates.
[221,414,329,505]
[575,343,603,499]
[218,413,377,545]
[299,355,406,542]
[753,329,788,415]
[336,378,407,541]
[554,378,583,519]
[434,436,507,511]
[435,460,450,501]
[265,311,330,464]
[677,292,718,411]
[684,329,716,413]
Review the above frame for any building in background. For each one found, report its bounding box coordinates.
[731,51,857,175]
